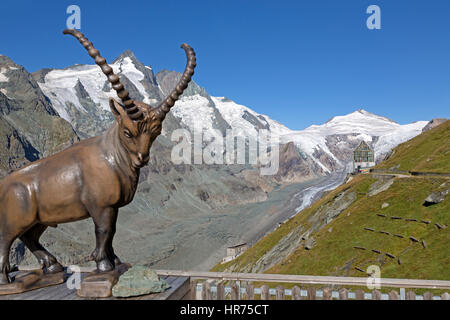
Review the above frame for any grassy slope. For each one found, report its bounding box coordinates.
[376,120,449,173]
[212,121,450,281]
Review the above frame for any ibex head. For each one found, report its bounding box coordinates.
[63,29,196,169]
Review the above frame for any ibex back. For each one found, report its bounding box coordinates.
[0,29,196,284]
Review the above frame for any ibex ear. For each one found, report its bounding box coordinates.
[109,98,129,123]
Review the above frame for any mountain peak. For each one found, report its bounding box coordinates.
[113,50,138,64]
[324,109,398,126]
[0,54,17,67]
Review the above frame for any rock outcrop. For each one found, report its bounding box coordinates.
[422,118,448,133]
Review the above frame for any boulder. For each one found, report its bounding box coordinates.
[304,237,316,250]
[112,265,170,298]
[423,189,449,207]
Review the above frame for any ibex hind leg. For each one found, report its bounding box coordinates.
[0,239,13,285]
[20,224,63,274]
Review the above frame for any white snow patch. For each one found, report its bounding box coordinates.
[374,121,428,159]
[0,67,10,82]
[172,94,214,130]
[0,66,19,82]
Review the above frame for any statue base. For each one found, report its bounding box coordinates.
[77,263,131,298]
[0,269,66,296]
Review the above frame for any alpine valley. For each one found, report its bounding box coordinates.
[0,51,431,270]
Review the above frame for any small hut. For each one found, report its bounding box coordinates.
[226,243,248,257]
[353,141,375,173]
[222,243,249,264]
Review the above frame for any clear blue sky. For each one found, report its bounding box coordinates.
[0,0,449,129]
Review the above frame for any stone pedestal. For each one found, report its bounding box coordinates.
[0,269,65,295]
[77,263,131,298]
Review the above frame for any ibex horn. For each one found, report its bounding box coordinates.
[63,29,143,120]
[155,43,196,120]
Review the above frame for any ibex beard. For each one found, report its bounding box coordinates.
[0,29,196,284]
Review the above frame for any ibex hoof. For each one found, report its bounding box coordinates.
[45,262,64,274]
[96,259,114,272]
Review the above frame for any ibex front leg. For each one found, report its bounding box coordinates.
[91,207,119,272]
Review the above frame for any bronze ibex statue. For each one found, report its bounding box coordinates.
[0,29,196,284]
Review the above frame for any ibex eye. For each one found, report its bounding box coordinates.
[123,130,132,138]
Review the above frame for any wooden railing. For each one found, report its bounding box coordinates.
[155,270,450,300]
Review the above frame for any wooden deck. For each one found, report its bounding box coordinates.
[0,272,190,300]
[2,268,449,300]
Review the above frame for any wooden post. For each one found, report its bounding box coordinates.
[441,292,450,300]
[202,281,211,300]
[261,285,270,300]
[406,290,416,300]
[339,288,348,300]
[372,290,382,300]
[216,282,225,300]
[211,281,218,300]
[388,290,399,300]
[322,287,332,300]
[307,287,316,300]
[246,283,254,300]
[292,286,302,300]
[423,292,433,300]
[231,282,240,300]
[276,285,285,300]
[355,289,365,300]
[190,280,198,300]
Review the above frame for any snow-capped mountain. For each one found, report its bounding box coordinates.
[280,110,428,172]
[34,50,428,174]
[37,51,162,122]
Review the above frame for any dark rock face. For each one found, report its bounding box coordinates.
[0,56,79,178]
[275,142,322,184]
[0,114,39,177]
[242,110,270,130]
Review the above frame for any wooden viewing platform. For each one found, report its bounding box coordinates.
[0,270,190,300]
[0,268,449,300]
